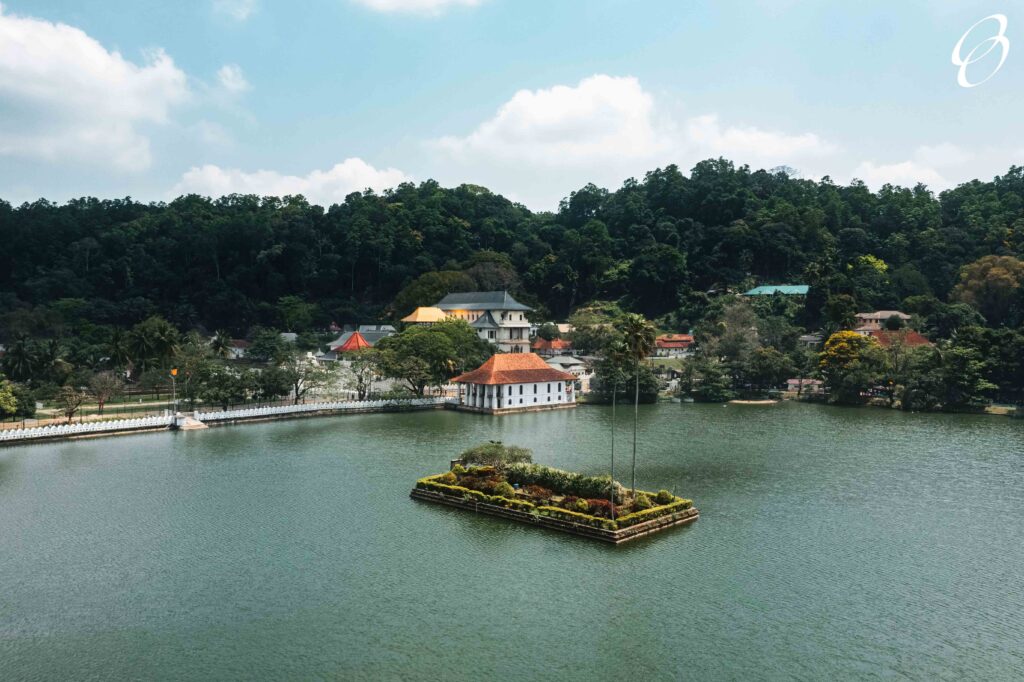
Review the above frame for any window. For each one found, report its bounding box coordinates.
[508,386,512,396]
[488,330,495,339]
[547,383,551,392]
[519,385,523,395]
[558,382,562,391]
[534,384,538,394]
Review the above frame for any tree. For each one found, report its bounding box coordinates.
[818,331,885,405]
[88,371,123,415]
[343,348,380,400]
[0,376,17,419]
[210,330,232,358]
[535,322,560,341]
[620,313,657,498]
[128,316,180,372]
[823,294,857,333]
[197,366,248,410]
[376,321,487,396]
[276,296,317,332]
[55,386,86,423]
[254,365,292,403]
[743,347,794,393]
[278,353,335,404]
[247,328,290,363]
[1,336,36,382]
[951,255,1024,326]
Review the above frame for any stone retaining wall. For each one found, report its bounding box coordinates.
[410,488,698,544]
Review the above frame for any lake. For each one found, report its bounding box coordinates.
[1,403,1022,680]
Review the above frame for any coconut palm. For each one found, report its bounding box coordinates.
[620,313,656,498]
[106,328,133,372]
[605,339,628,516]
[1,335,37,382]
[210,330,232,358]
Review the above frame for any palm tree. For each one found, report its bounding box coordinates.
[605,340,628,516]
[106,328,133,373]
[2,335,37,382]
[620,313,656,498]
[210,330,232,358]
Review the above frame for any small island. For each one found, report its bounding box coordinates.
[410,442,698,544]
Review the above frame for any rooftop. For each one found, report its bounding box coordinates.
[866,329,933,348]
[453,353,575,385]
[401,306,447,323]
[470,310,500,329]
[546,355,585,367]
[856,311,912,320]
[531,337,572,351]
[435,290,532,312]
[743,285,810,296]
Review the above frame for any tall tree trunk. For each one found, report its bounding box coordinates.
[610,379,616,517]
[632,361,639,498]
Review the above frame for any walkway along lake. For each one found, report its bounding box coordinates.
[1,402,1022,679]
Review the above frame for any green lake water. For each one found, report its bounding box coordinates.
[1,403,1023,680]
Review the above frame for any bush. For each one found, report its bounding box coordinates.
[493,481,516,498]
[438,472,457,485]
[524,484,553,501]
[504,463,626,503]
[655,489,674,505]
[633,492,653,510]
[451,464,467,475]
[586,498,617,518]
[615,499,693,528]
[459,442,533,467]
[573,498,590,513]
[537,506,617,531]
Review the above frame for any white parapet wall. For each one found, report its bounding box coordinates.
[193,397,454,423]
[0,415,174,443]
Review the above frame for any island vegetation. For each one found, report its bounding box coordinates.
[413,443,696,541]
[2,158,1023,420]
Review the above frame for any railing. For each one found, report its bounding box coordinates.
[194,397,454,423]
[0,415,174,443]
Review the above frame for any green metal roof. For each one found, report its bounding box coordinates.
[743,285,810,296]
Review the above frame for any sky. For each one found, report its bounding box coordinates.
[0,0,1021,210]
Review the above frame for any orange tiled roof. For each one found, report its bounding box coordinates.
[453,353,575,385]
[867,329,932,348]
[531,337,572,351]
[401,306,447,323]
[656,334,693,348]
[337,331,372,352]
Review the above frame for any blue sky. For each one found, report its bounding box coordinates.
[0,0,1020,209]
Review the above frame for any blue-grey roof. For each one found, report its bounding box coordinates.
[470,310,500,329]
[435,290,532,312]
[743,285,809,296]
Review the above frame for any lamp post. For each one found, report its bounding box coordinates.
[170,367,178,416]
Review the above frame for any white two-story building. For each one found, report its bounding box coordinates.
[434,291,532,353]
[453,353,576,414]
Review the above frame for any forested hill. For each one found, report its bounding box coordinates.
[2,158,1023,339]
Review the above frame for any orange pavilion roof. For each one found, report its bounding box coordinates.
[337,331,372,352]
[453,353,575,385]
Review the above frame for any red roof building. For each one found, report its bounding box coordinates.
[334,331,372,352]
[654,334,694,357]
[453,353,576,413]
[531,337,572,356]
[865,329,933,348]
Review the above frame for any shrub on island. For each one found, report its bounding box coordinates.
[503,463,626,504]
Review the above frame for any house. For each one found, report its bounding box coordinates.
[864,329,933,348]
[452,352,575,414]
[358,324,396,334]
[742,285,810,296]
[227,339,249,360]
[546,355,592,393]
[654,334,694,357]
[531,337,573,357]
[328,327,394,351]
[401,307,448,324]
[787,378,824,394]
[854,310,912,332]
[280,332,298,344]
[798,333,824,348]
[434,291,531,353]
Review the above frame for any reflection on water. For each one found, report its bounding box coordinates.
[1,403,1022,679]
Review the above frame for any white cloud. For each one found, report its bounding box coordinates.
[851,160,949,189]
[173,158,411,204]
[0,6,188,171]
[213,0,256,21]
[216,64,251,94]
[436,75,665,164]
[431,74,836,208]
[351,0,481,15]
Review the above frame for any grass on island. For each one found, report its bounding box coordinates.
[415,442,693,531]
